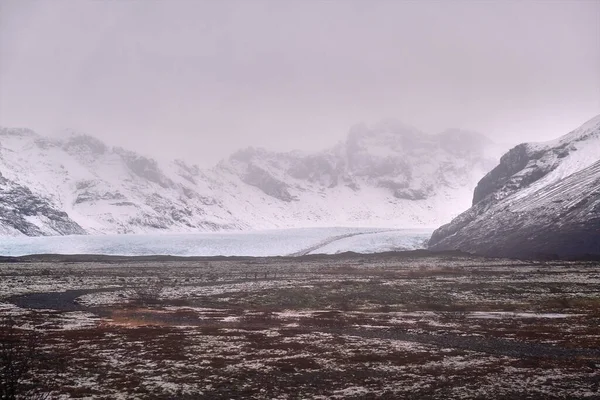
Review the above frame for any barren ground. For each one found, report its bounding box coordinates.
[1,252,600,399]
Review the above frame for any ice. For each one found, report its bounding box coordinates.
[0,227,431,257]
[309,229,431,255]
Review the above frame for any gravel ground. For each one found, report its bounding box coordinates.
[1,252,599,399]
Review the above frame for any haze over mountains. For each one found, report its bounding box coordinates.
[429,114,600,258]
[0,122,504,236]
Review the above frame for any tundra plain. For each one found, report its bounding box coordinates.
[1,252,599,399]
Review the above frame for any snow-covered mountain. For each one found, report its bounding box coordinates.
[0,122,503,236]
[429,115,600,258]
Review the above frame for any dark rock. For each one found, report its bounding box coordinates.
[243,164,296,202]
[0,173,86,236]
[116,148,174,189]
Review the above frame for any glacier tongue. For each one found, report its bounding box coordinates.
[0,227,431,257]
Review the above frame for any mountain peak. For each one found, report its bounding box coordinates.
[62,133,109,155]
[0,126,38,138]
[527,113,600,152]
[429,115,600,258]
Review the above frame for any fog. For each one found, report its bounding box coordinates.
[1,0,599,165]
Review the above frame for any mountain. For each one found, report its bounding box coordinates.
[428,115,600,258]
[0,122,503,236]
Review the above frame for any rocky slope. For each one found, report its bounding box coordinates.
[0,122,502,236]
[0,170,85,236]
[429,115,600,258]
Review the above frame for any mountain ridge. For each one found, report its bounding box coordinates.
[0,123,504,236]
[429,114,600,258]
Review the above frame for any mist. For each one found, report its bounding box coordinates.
[2,3,600,395]
[1,0,599,165]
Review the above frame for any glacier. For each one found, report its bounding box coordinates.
[0,227,431,257]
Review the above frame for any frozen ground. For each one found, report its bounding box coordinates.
[1,253,599,399]
[0,227,431,257]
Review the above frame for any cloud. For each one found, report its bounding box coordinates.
[1,0,598,165]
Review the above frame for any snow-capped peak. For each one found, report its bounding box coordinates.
[0,123,506,236]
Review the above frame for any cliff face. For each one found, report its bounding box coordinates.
[472,144,537,205]
[429,115,600,258]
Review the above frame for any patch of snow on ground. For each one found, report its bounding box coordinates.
[77,291,130,307]
[0,302,29,316]
[332,386,370,397]
[55,311,101,330]
[467,312,582,319]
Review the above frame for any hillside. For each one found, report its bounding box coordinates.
[429,115,600,258]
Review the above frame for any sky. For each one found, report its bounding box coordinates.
[1,0,599,166]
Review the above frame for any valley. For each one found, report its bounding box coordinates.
[2,253,599,399]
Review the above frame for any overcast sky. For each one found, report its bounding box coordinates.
[1,0,599,165]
